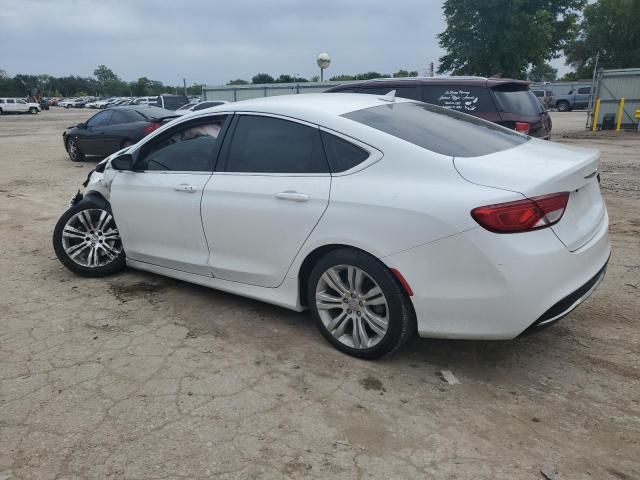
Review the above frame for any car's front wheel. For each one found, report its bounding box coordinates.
[308,249,416,359]
[556,101,570,112]
[29,107,38,114]
[53,200,126,277]
[66,137,85,162]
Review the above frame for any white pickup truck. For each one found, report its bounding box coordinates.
[0,98,41,114]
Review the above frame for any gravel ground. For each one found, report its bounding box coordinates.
[1,108,638,480]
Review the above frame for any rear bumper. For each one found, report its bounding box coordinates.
[382,210,610,339]
[520,258,608,335]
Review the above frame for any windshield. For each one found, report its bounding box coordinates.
[492,87,544,116]
[343,102,528,158]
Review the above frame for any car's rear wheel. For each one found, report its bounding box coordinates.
[66,137,85,162]
[556,101,570,112]
[53,200,126,277]
[308,249,415,359]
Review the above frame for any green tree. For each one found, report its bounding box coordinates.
[528,62,558,82]
[227,79,249,85]
[251,73,274,84]
[392,69,419,78]
[565,0,640,78]
[438,0,585,78]
[93,65,119,83]
[276,74,295,83]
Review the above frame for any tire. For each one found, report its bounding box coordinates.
[66,137,85,162]
[29,107,38,114]
[556,101,570,112]
[0,108,3,115]
[53,199,126,277]
[307,248,416,359]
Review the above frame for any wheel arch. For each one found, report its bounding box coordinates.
[296,243,387,307]
[83,191,111,210]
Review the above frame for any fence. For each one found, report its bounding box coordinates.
[202,81,353,102]
[588,68,640,130]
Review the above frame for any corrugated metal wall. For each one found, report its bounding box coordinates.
[203,81,350,102]
[591,68,640,129]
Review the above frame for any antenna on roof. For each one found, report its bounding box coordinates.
[379,90,396,102]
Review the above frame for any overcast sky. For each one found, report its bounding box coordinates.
[0,0,569,85]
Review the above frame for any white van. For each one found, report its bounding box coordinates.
[0,98,41,114]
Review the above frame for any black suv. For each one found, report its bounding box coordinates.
[326,77,551,139]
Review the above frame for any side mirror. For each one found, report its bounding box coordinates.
[77,122,86,129]
[111,153,134,171]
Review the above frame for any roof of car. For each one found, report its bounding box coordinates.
[329,76,531,89]
[206,93,415,119]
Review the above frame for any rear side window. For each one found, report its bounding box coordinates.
[320,132,369,173]
[492,86,543,116]
[343,102,528,158]
[110,110,130,125]
[422,86,496,113]
[359,85,420,101]
[225,115,329,174]
[577,87,591,94]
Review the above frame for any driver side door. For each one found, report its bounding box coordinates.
[77,110,113,155]
[110,115,230,275]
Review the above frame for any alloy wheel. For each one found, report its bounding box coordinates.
[68,139,79,160]
[61,208,123,268]
[315,264,389,349]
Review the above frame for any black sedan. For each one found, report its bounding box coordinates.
[63,106,177,161]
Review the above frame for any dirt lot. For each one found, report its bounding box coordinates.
[1,108,638,480]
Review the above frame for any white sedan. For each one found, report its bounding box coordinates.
[174,100,229,115]
[52,93,610,358]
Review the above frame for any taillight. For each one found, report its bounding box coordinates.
[471,192,570,234]
[515,122,530,134]
[142,122,162,135]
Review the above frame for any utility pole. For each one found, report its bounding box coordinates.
[429,62,434,77]
[183,78,187,96]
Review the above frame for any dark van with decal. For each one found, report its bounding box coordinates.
[325,77,551,139]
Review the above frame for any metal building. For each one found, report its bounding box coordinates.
[588,68,640,130]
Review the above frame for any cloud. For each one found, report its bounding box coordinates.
[0,0,446,84]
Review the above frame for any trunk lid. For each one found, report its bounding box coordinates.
[455,139,606,251]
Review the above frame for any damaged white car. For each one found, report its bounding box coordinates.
[53,93,610,358]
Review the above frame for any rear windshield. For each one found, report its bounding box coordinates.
[492,86,543,116]
[343,102,528,157]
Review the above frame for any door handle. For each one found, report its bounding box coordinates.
[275,191,309,202]
[174,184,197,193]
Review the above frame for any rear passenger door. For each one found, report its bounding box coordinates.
[575,87,592,109]
[201,114,331,287]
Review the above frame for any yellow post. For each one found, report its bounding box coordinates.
[616,97,625,132]
[592,98,601,132]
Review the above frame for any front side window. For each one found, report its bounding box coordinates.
[87,110,113,127]
[225,115,328,174]
[136,117,227,172]
[343,102,528,158]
